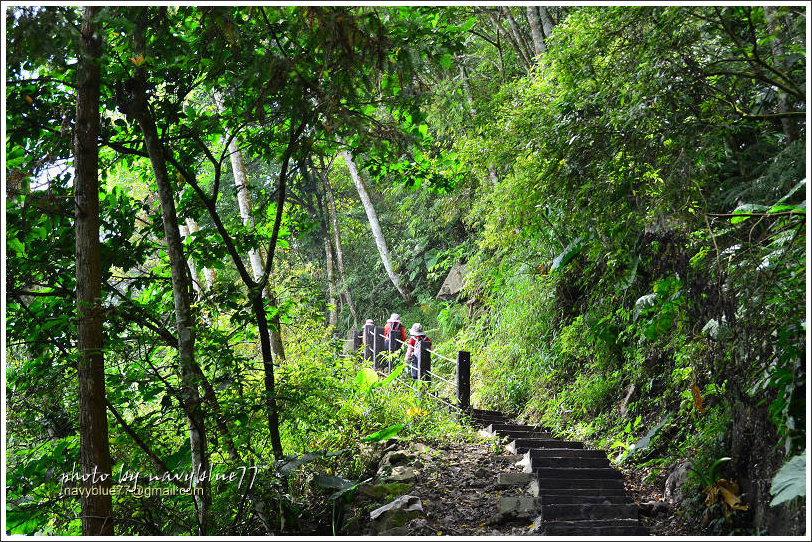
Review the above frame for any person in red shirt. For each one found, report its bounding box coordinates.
[404,322,431,378]
[383,313,406,351]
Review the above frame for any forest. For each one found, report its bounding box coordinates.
[4,4,808,537]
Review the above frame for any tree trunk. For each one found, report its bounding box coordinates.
[251,291,284,458]
[215,90,286,361]
[502,6,534,66]
[322,171,359,326]
[185,218,216,289]
[484,9,531,71]
[526,6,546,57]
[130,12,210,534]
[342,150,414,304]
[763,6,799,143]
[538,6,556,41]
[74,6,113,536]
[324,228,338,327]
[179,223,202,296]
[314,187,339,327]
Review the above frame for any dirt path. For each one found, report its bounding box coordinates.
[344,436,702,536]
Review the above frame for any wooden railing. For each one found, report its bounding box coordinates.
[341,323,471,412]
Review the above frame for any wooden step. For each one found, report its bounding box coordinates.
[538,493,631,505]
[469,414,508,426]
[535,467,624,480]
[470,408,504,417]
[542,519,648,536]
[487,423,546,433]
[541,503,640,521]
[529,456,611,469]
[536,477,626,490]
[525,448,607,459]
[483,428,553,440]
[537,487,629,498]
[508,439,583,454]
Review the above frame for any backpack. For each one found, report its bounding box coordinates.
[412,334,431,351]
[390,321,403,336]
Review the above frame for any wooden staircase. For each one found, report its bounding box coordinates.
[467,408,650,536]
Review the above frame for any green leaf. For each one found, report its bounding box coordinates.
[550,236,584,272]
[8,237,26,256]
[354,367,379,394]
[770,453,806,507]
[312,473,354,491]
[278,452,320,476]
[361,424,404,442]
[372,363,404,388]
[618,412,672,463]
[730,203,769,224]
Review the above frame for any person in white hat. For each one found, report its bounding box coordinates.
[404,322,431,378]
[384,313,406,351]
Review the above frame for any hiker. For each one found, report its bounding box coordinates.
[383,313,406,351]
[404,322,431,379]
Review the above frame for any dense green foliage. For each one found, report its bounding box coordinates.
[5,5,807,536]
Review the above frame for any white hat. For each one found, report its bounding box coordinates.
[409,322,424,336]
[387,313,400,322]
[365,319,374,326]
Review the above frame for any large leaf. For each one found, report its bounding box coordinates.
[361,424,404,442]
[618,412,673,463]
[277,452,320,476]
[371,363,405,389]
[354,367,379,394]
[770,453,806,506]
[550,236,584,273]
[312,474,355,491]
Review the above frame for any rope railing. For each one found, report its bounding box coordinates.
[425,347,456,364]
[423,369,455,386]
[340,321,473,413]
[405,382,463,413]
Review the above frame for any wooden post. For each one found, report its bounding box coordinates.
[456,350,471,410]
[373,325,385,370]
[353,329,363,350]
[387,328,398,373]
[417,340,431,382]
[363,323,374,363]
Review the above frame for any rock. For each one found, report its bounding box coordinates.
[379,518,431,536]
[527,515,543,534]
[639,500,670,516]
[436,263,468,300]
[496,472,536,488]
[412,442,434,454]
[388,465,418,482]
[358,482,413,500]
[369,495,423,532]
[664,460,692,506]
[380,450,413,469]
[493,454,524,464]
[498,496,538,516]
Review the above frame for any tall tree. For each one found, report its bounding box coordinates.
[526,6,547,56]
[343,151,415,304]
[763,5,801,142]
[317,193,339,327]
[320,162,360,325]
[214,91,286,360]
[184,217,216,290]
[73,6,113,536]
[125,9,211,534]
